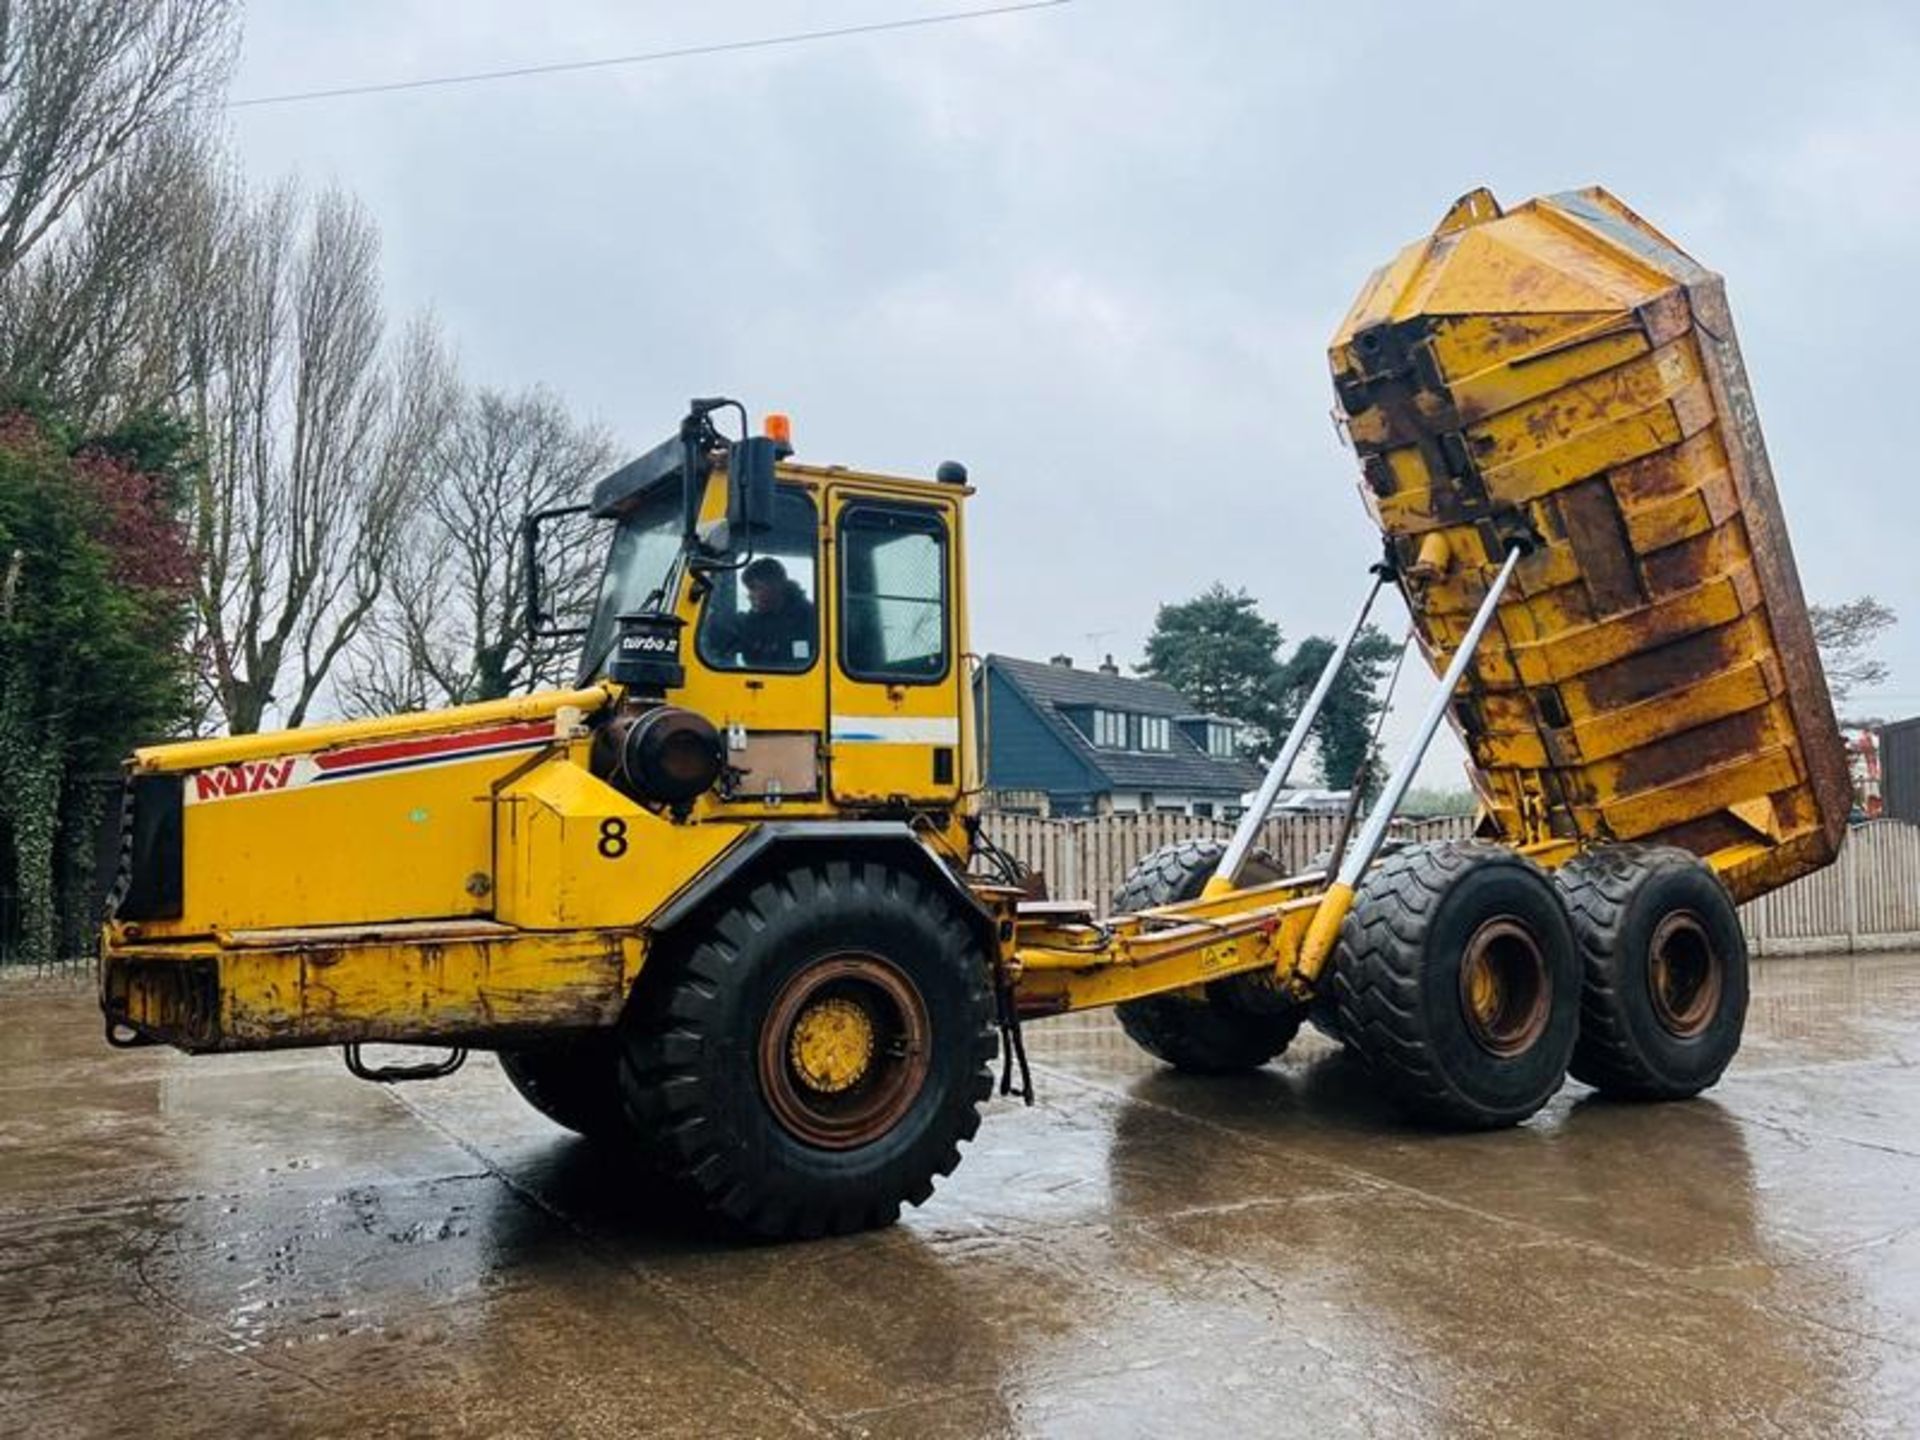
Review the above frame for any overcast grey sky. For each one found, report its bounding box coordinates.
[227,0,1920,783]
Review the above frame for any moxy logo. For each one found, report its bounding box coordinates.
[192,758,296,802]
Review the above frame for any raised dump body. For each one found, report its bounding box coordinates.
[1330,187,1848,902]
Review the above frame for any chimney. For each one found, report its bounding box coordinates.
[1099,654,1119,676]
[1050,654,1073,668]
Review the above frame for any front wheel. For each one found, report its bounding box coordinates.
[619,859,997,1240]
[1332,841,1579,1129]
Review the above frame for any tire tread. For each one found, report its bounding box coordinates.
[1332,840,1573,1129]
[1557,843,1746,1099]
[619,857,996,1240]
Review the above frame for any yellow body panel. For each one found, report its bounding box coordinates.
[123,689,608,938]
[104,923,643,1051]
[494,758,744,929]
[132,686,613,770]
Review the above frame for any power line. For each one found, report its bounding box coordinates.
[228,1,1074,109]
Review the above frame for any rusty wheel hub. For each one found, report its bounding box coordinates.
[759,953,930,1150]
[1458,917,1551,1057]
[1647,910,1722,1038]
[788,997,875,1094]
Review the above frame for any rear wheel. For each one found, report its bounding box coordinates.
[619,859,996,1239]
[1112,839,1303,1073]
[1332,841,1579,1128]
[1556,844,1749,1100]
[498,1035,629,1140]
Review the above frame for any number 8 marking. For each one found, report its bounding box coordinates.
[598,817,629,859]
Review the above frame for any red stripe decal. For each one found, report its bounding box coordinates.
[316,720,552,773]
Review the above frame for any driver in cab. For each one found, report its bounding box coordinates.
[711,556,815,668]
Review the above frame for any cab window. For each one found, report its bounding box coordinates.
[696,488,819,673]
[839,504,949,683]
[580,486,683,683]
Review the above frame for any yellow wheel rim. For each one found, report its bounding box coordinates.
[1465,961,1500,1030]
[789,996,876,1094]
[1647,910,1723,1038]
[1457,917,1551,1057]
[758,952,932,1151]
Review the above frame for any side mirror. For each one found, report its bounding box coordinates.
[727,436,778,535]
[521,504,590,638]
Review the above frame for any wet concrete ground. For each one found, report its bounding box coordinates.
[4,957,1920,1438]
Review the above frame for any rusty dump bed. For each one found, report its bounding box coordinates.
[1329,186,1849,903]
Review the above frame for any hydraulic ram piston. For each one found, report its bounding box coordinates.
[1289,541,1526,987]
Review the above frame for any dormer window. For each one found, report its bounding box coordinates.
[1084,709,1170,751]
[1176,714,1242,758]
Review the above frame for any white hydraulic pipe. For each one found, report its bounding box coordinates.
[1214,574,1385,890]
[1333,542,1525,891]
[1290,541,1527,985]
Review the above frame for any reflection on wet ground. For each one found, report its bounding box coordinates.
[5,955,1920,1436]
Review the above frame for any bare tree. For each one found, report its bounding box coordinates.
[0,115,222,421]
[185,184,457,733]
[341,386,614,715]
[0,0,234,279]
[1811,596,1897,706]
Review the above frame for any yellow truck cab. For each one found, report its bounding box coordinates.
[105,402,990,1018]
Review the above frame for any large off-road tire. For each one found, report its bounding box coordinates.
[619,858,997,1240]
[1555,844,1749,1100]
[498,1034,629,1140]
[1332,841,1579,1129]
[1112,839,1303,1073]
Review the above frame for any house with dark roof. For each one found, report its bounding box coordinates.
[975,653,1266,818]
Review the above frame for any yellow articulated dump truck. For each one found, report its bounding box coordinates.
[102,188,1848,1239]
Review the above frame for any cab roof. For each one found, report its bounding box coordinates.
[589,434,968,518]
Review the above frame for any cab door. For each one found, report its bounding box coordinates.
[826,486,964,807]
[675,479,830,810]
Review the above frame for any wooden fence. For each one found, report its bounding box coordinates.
[1741,820,1920,956]
[979,810,1475,916]
[979,810,1920,954]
